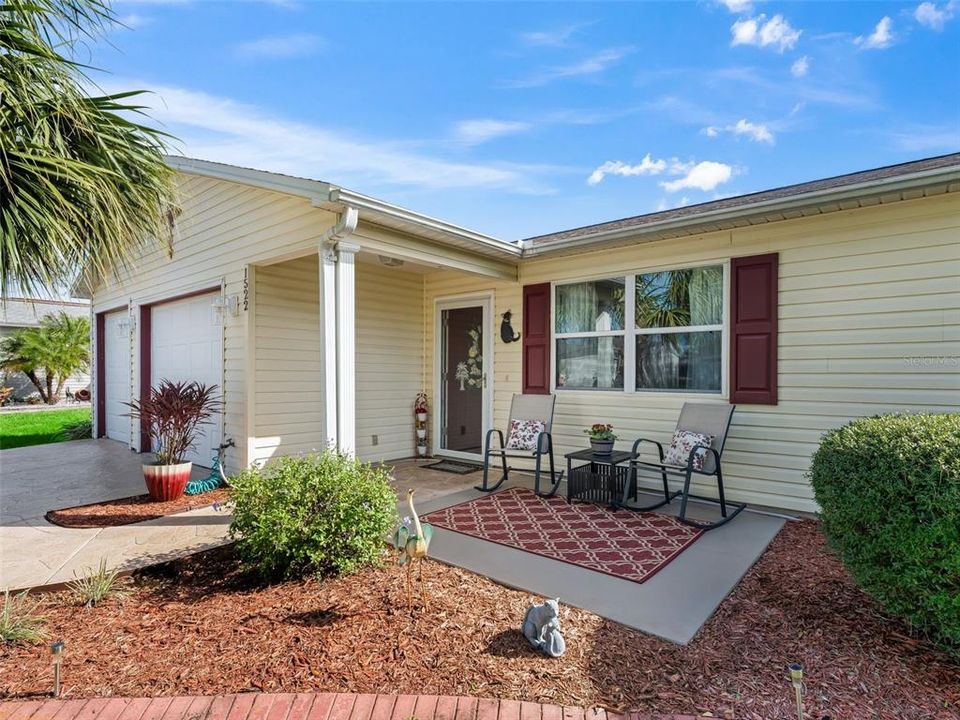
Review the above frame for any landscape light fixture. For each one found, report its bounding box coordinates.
[50,640,65,697]
[788,663,804,720]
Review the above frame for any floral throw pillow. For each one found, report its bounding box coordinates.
[664,429,715,470]
[506,419,546,451]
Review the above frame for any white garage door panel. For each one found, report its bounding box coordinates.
[104,311,131,444]
[151,293,221,468]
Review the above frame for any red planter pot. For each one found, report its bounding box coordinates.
[142,462,193,501]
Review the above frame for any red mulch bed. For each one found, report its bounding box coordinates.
[1,520,957,719]
[45,489,231,528]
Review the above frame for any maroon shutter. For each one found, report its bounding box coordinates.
[522,282,551,394]
[730,253,778,405]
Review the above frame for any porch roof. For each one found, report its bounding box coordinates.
[165,156,522,264]
[168,152,960,264]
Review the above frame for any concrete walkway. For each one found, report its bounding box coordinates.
[0,694,698,720]
[0,439,230,591]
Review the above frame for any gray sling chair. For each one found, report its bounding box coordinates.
[619,402,745,530]
[476,393,563,497]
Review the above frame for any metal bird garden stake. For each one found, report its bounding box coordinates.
[394,489,434,611]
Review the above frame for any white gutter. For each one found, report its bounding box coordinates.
[328,187,522,257]
[521,165,960,256]
[317,204,359,243]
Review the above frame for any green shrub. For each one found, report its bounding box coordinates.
[0,590,46,644]
[809,413,960,653]
[68,558,127,606]
[229,450,398,579]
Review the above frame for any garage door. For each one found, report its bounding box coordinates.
[151,293,222,468]
[104,310,131,444]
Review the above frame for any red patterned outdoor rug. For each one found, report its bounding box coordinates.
[424,487,703,584]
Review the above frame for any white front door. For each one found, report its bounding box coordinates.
[104,310,131,444]
[150,293,222,468]
[435,295,493,460]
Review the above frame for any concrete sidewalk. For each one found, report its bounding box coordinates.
[0,439,230,591]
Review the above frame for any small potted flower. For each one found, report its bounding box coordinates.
[126,380,220,501]
[415,392,428,422]
[584,423,617,455]
[416,439,428,457]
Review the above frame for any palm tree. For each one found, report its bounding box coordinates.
[0,312,91,403]
[0,0,177,297]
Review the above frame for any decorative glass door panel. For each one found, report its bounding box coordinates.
[440,305,485,454]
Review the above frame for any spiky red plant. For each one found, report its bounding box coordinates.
[126,380,220,465]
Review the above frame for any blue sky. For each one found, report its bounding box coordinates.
[91,0,960,240]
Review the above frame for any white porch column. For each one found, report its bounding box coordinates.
[335,241,360,455]
[318,244,339,449]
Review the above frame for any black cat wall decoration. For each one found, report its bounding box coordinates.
[500,310,521,343]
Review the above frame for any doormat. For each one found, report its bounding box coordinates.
[422,459,484,475]
[424,487,703,584]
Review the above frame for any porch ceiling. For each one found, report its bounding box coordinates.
[352,220,519,281]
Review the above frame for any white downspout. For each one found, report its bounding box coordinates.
[317,207,359,455]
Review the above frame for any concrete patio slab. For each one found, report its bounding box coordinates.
[412,479,785,645]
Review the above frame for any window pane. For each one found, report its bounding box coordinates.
[635,265,722,329]
[556,278,625,333]
[557,337,624,390]
[636,331,721,392]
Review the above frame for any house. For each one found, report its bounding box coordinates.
[0,297,92,401]
[82,153,960,513]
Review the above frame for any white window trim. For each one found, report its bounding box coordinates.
[550,261,730,398]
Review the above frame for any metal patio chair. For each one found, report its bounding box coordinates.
[620,402,745,530]
[475,393,563,497]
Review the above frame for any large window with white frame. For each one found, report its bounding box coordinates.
[554,263,725,394]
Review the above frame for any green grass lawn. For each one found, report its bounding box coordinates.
[0,408,93,450]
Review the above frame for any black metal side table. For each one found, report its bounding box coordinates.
[565,449,635,507]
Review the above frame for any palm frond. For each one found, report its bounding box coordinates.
[0,0,178,296]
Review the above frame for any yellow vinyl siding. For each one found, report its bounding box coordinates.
[91,174,338,473]
[424,193,960,513]
[252,256,323,464]
[355,262,425,461]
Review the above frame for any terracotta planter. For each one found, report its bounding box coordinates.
[143,462,192,501]
[589,439,614,456]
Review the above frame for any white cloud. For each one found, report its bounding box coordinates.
[99,81,554,194]
[660,161,734,193]
[702,119,774,144]
[731,14,801,52]
[914,1,958,30]
[518,24,583,47]
[234,33,326,60]
[718,0,753,13]
[453,119,531,145]
[116,13,151,28]
[587,154,668,185]
[855,17,895,49]
[732,118,774,143]
[504,47,633,88]
[791,55,809,77]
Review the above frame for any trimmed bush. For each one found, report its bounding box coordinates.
[229,450,398,579]
[809,413,960,653]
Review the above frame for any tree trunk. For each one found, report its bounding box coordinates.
[45,369,55,404]
[54,375,66,402]
[25,370,49,403]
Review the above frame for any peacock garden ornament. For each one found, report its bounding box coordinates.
[394,489,434,610]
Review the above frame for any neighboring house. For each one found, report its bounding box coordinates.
[0,297,91,401]
[81,153,960,513]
